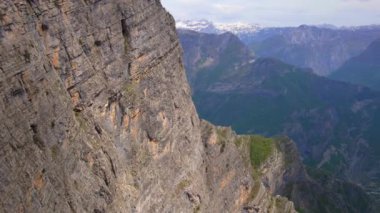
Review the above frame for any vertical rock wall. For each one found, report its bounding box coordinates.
[0,0,206,211]
[0,0,296,212]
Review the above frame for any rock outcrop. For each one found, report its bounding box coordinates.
[200,121,297,213]
[0,0,297,212]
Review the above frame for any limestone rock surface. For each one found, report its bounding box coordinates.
[0,0,296,212]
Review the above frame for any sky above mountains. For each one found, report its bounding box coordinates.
[161,0,380,27]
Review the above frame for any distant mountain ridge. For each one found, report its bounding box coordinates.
[330,38,380,91]
[178,29,255,91]
[176,20,262,35]
[176,19,380,35]
[177,20,380,76]
[243,25,380,76]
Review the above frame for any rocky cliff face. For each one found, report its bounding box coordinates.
[0,0,296,212]
[200,122,297,213]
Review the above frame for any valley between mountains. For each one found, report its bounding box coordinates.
[179,27,380,212]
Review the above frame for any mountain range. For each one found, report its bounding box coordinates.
[178,29,380,211]
[177,20,380,76]
[176,20,263,35]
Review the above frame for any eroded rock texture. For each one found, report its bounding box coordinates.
[0,0,296,212]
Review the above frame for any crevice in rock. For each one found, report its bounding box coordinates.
[23,50,31,63]
[26,0,36,6]
[30,124,38,134]
[93,163,110,186]
[103,150,117,178]
[93,208,105,213]
[73,105,84,113]
[10,88,24,97]
[106,92,121,110]
[121,19,131,54]
[41,23,49,31]
[106,27,113,52]
[95,186,113,205]
[185,191,201,206]
[30,124,45,150]
[94,40,102,47]
[95,124,102,135]
[127,62,132,77]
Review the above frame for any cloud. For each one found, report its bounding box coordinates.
[341,0,370,1]
[161,0,380,26]
[213,4,244,14]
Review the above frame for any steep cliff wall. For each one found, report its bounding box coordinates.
[0,0,296,212]
[200,121,297,213]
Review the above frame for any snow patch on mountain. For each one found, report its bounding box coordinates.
[176,20,263,35]
[214,22,262,34]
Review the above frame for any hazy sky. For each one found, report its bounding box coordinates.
[161,0,380,27]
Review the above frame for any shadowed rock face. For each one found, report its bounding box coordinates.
[0,0,296,212]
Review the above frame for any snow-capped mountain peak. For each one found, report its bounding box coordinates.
[176,20,218,34]
[214,22,262,34]
[176,20,262,35]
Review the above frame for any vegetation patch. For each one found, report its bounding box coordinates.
[176,179,191,194]
[248,177,261,201]
[51,144,59,160]
[123,82,138,106]
[249,135,274,168]
[234,134,276,200]
[193,205,201,213]
[74,111,89,131]
[216,128,229,153]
